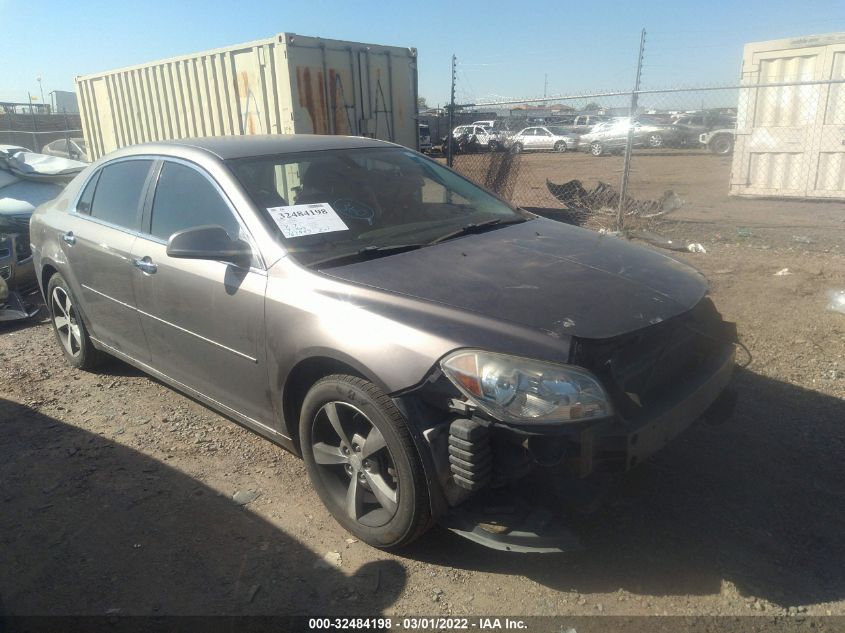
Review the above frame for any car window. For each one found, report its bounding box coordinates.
[76,170,101,215]
[150,162,241,242]
[50,140,68,152]
[89,160,152,229]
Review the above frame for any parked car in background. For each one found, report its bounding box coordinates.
[508,126,579,153]
[30,134,737,551]
[418,124,432,153]
[699,128,736,155]
[672,113,736,147]
[451,125,494,150]
[41,138,90,163]
[578,117,681,156]
[470,120,495,128]
[567,115,610,134]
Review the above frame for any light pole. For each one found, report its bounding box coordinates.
[36,75,45,111]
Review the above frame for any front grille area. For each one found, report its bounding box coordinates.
[571,297,736,421]
[0,215,32,261]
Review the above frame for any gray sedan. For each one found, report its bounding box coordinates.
[508,126,579,153]
[30,135,736,551]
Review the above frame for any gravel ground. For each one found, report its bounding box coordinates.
[1,211,844,625]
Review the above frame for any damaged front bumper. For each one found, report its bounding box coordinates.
[405,342,737,553]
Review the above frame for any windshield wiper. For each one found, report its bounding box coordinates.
[306,243,426,269]
[429,217,527,245]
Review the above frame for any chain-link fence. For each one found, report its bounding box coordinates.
[433,78,845,238]
[0,112,83,153]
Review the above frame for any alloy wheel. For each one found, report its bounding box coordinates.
[51,286,82,358]
[311,401,399,528]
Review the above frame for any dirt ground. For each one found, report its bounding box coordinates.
[1,151,845,626]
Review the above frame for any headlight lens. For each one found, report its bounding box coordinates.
[440,350,612,423]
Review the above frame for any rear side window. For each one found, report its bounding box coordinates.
[76,170,101,215]
[150,162,240,242]
[89,160,153,229]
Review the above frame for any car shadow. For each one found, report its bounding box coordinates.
[0,399,406,616]
[407,367,845,607]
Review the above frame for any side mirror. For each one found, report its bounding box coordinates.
[166,225,252,266]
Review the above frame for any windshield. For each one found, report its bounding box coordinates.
[546,126,572,135]
[227,147,525,267]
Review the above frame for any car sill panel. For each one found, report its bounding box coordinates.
[89,335,291,443]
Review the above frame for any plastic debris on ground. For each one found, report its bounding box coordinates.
[826,290,845,315]
[774,268,793,276]
[545,178,684,226]
[687,243,707,253]
[628,229,688,252]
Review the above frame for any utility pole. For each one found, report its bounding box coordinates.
[27,91,38,150]
[448,54,456,168]
[617,28,646,232]
[36,75,45,109]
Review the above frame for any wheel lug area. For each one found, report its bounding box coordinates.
[344,464,353,475]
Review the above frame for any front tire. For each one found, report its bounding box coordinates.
[299,374,432,549]
[46,273,103,370]
[590,142,605,156]
[554,141,567,153]
[510,143,523,154]
[647,133,663,148]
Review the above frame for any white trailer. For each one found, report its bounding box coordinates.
[730,32,845,199]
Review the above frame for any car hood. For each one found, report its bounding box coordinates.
[321,218,707,340]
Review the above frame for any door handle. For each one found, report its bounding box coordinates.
[62,231,76,245]
[132,257,157,274]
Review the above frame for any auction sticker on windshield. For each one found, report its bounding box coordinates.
[267,203,349,238]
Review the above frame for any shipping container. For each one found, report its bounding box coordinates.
[76,33,418,160]
[730,32,845,199]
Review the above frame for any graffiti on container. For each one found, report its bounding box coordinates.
[239,71,264,135]
[296,66,354,136]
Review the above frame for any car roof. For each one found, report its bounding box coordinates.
[109,134,394,161]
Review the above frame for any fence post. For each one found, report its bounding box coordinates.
[617,29,646,232]
[63,110,71,154]
[448,54,456,168]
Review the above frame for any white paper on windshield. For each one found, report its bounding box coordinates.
[266,202,349,238]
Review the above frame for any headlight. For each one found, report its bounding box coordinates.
[440,350,612,423]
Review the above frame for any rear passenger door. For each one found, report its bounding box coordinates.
[62,159,154,362]
[521,128,538,150]
[130,159,272,427]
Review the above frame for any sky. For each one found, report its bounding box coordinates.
[1,0,843,108]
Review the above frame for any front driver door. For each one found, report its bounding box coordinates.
[130,159,272,428]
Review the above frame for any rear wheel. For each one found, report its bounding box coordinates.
[709,134,734,155]
[554,141,567,153]
[47,273,103,370]
[590,142,605,156]
[299,375,432,549]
